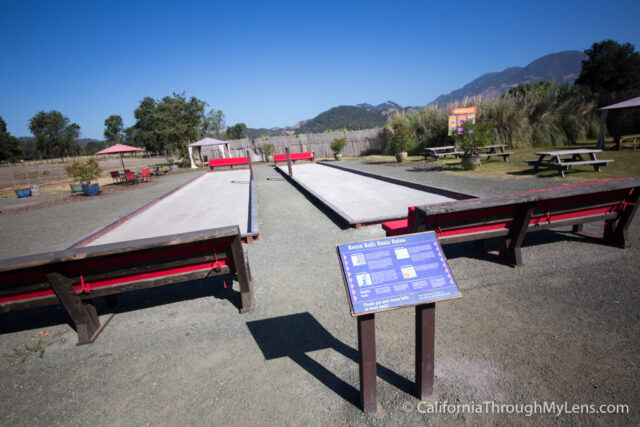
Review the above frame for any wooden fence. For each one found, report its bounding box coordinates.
[201,128,384,161]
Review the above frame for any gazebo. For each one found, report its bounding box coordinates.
[187,138,229,168]
[597,96,640,150]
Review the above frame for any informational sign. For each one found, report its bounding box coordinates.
[337,232,461,315]
[449,107,477,135]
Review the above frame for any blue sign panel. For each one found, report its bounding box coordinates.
[337,232,461,315]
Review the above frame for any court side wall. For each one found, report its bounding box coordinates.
[203,128,383,161]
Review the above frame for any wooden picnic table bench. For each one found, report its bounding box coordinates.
[476,144,513,161]
[382,178,640,267]
[0,225,255,345]
[525,149,613,177]
[422,146,463,160]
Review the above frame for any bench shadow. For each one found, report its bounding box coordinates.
[441,230,607,265]
[0,275,241,335]
[246,312,413,408]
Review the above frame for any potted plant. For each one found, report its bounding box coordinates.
[11,161,32,198]
[455,121,494,170]
[64,161,85,193]
[262,143,275,162]
[65,159,103,196]
[390,123,415,163]
[330,137,347,160]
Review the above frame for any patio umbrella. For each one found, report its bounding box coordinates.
[95,143,145,171]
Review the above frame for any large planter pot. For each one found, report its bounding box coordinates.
[334,153,343,161]
[70,183,84,193]
[461,156,481,170]
[395,151,408,163]
[15,188,31,198]
[266,155,274,162]
[30,185,40,196]
[170,164,178,172]
[82,183,100,196]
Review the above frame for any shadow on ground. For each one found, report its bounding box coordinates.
[246,312,413,408]
[0,275,240,335]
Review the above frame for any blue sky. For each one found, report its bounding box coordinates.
[1,0,639,139]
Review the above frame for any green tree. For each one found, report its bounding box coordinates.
[576,40,640,93]
[28,111,80,161]
[201,109,226,139]
[104,115,124,143]
[133,97,159,152]
[123,126,136,144]
[226,123,246,140]
[0,116,23,162]
[84,141,108,155]
[132,92,207,156]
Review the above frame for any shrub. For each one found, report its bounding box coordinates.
[391,123,415,153]
[65,158,103,183]
[330,137,347,154]
[454,121,494,155]
[262,143,275,156]
[383,113,416,154]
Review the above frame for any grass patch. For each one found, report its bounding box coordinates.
[361,140,640,182]
[2,330,68,363]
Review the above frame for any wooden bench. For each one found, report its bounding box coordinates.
[476,144,512,161]
[524,159,613,177]
[423,146,463,160]
[0,225,255,345]
[209,157,250,171]
[273,151,315,164]
[382,178,640,266]
[478,152,513,161]
[617,137,638,151]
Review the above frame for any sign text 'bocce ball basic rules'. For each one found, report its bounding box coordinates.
[337,232,461,315]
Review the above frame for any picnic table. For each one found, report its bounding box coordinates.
[525,149,613,178]
[423,145,463,160]
[476,144,512,161]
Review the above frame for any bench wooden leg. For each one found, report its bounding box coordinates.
[46,271,100,345]
[231,235,255,313]
[604,188,640,248]
[499,202,535,267]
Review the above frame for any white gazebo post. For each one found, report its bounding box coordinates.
[188,146,197,168]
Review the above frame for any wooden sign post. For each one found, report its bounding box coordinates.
[337,232,461,412]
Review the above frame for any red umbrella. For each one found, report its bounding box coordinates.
[95,143,145,171]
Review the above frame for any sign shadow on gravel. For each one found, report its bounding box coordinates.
[246,312,412,407]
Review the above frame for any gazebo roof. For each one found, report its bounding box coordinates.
[599,96,640,110]
[188,137,228,147]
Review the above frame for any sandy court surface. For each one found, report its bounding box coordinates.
[88,170,250,246]
[277,163,455,222]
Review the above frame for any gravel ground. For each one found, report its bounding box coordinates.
[0,171,202,258]
[0,162,638,425]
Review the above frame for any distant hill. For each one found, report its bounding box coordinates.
[431,50,586,105]
[296,106,387,133]
[355,101,419,117]
[243,128,285,139]
[244,51,586,136]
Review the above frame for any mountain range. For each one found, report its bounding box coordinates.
[245,50,585,137]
